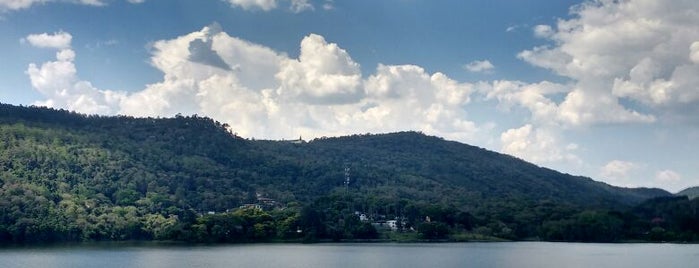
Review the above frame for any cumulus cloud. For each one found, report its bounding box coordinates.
[0,0,44,10]
[26,51,125,114]
[23,31,72,49]
[483,80,654,127]
[322,0,333,10]
[226,0,276,11]
[56,48,75,61]
[188,38,231,71]
[691,41,699,64]
[484,80,564,124]
[557,88,656,126]
[0,0,314,12]
[651,170,696,192]
[77,0,104,5]
[532,25,553,38]
[600,160,636,186]
[27,25,488,144]
[276,34,362,104]
[500,124,581,166]
[464,60,495,73]
[654,169,688,191]
[226,0,313,12]
[0,0,110,10]
[656,169,681,183]
[519,0,699,124]
[289,0,312,13]
[24,30,125,114]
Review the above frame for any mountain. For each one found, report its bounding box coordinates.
[677,187,699,199]
[288,132,669,207]
[0,103,675,243]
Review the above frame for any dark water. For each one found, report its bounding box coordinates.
[1,242,697,268]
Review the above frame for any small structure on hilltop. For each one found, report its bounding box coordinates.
[285,136,305,144]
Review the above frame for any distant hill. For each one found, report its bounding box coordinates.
[293,132,669,207]
[0,103,674,243]
[677,187,699,199]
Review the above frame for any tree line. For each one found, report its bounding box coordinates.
[0,103,695,244]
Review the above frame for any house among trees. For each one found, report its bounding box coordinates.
[371,218,404,232]
[355,211,369,222]
[238,193,283,211]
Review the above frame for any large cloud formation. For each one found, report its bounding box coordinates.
[514,0,699,125]
[483,0,699,174]
[26,25,485,143]
[24,32,126,114]
[0,0,141,11]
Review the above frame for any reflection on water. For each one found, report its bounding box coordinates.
[1,242,698,268]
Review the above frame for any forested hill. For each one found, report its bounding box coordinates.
[292,132,668,207]
[1,103,688,243]
[677,187,699,199]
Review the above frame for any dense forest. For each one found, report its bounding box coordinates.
[0,103,697,244]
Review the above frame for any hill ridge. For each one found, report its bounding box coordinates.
[0,103,681,243]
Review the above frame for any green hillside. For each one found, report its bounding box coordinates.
[677,187,699,200]
[2,103,694,243]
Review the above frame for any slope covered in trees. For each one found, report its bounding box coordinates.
[1,103,692,243]
[677,187,699,200]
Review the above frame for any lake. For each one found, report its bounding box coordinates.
[1,242,698,268]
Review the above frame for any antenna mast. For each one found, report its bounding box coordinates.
[344,166,351,192]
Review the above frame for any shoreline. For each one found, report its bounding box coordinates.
[2,238,697,249]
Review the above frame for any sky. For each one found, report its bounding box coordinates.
[1,0,698,192]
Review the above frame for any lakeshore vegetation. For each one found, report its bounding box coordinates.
[0,103,698,244]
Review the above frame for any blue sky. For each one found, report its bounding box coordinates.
[1,0,698,192]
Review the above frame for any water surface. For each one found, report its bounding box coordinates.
[1,242,697,268]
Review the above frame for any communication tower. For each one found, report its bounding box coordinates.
[344,166,350,192]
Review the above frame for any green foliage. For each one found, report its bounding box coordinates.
[539,210,624,242]
[417,222,450,239]
[0,103,693,244]
[677,186,699,200]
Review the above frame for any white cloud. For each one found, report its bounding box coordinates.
[533,24,553,38]
[600,160,636,186]
[226,0,276,11]
[500,124,581,166]
[596,163,692,191]
[226,0,314,12]
[26,48,125,114]
[23,31,126,114]
[127,0,144,3]
[276,34,362,104]
[505,24,528,33]
[483,80,654,127]
[77,0,104,6]
[56,48,75,61]
[289,0,312,13]
[654,169,688,191]
[519,0,699,124]
[557,88,656,126]
[23,31,72,49]
[656,169,681,183]
[322,0,333,10]
[0,0,44,10]
[484,80,564,124]
[464,60,494,73]
[650,170,696,193]
[691,41,699,64]
[0,0,108,10]
[28,25,489,144]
